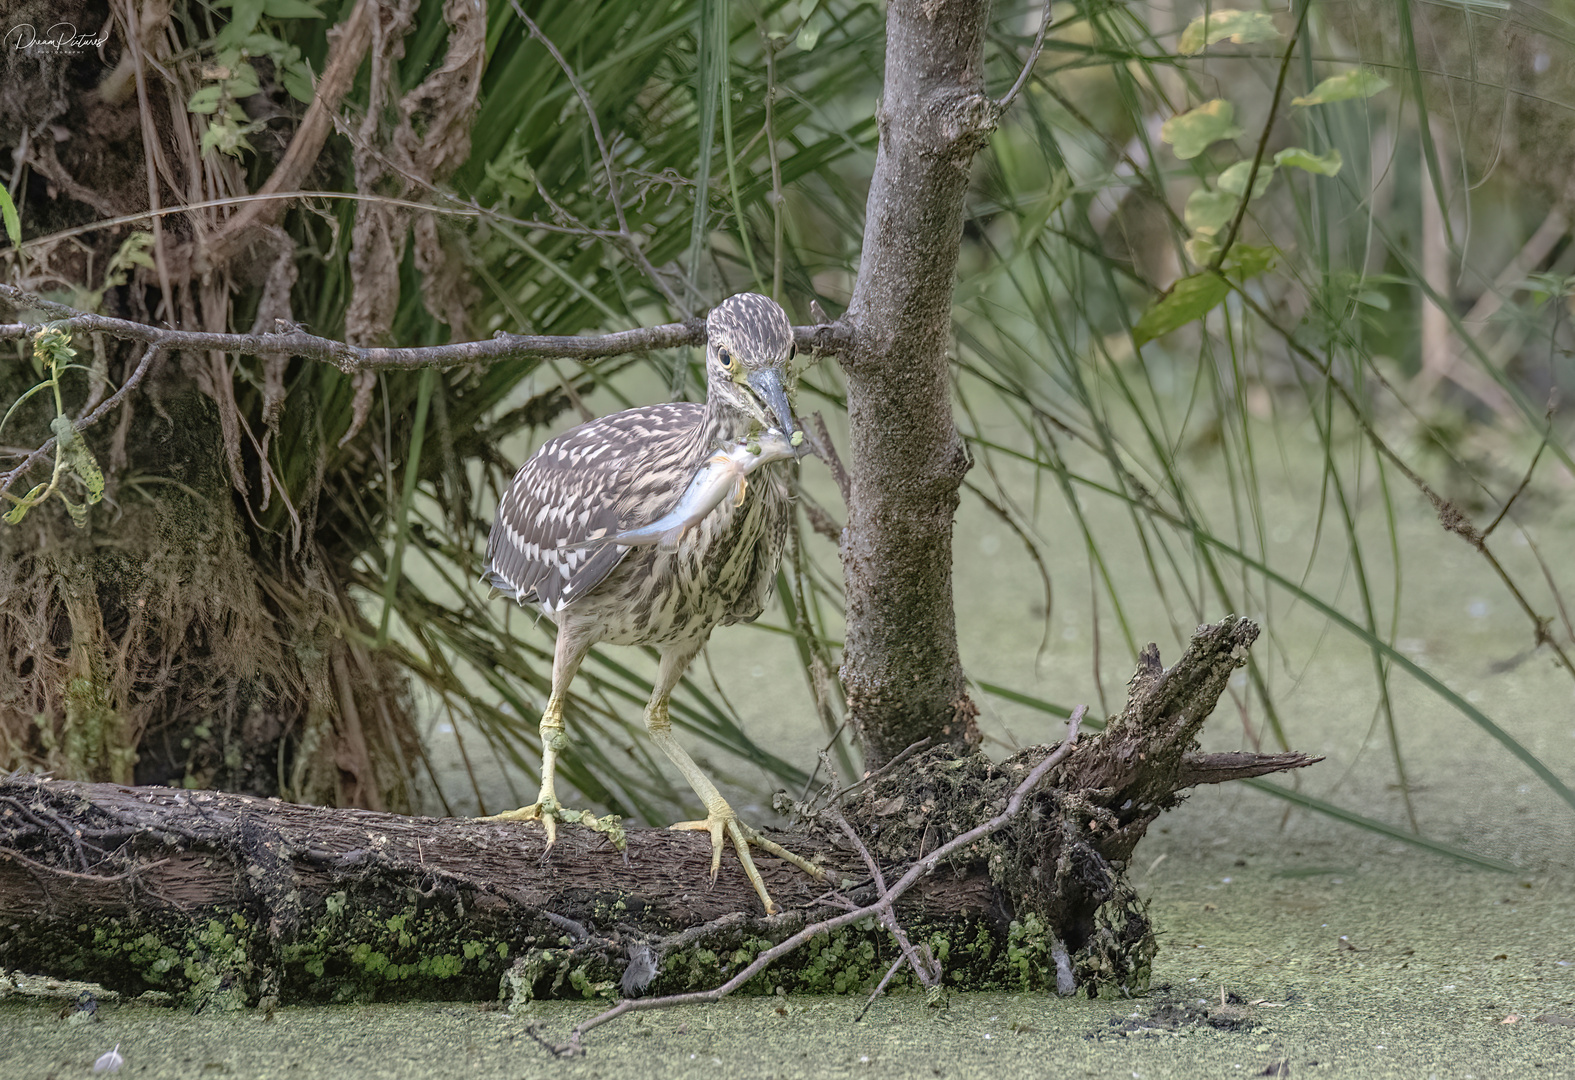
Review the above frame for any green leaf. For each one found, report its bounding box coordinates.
[797,7,830,50]
[226,62,261,99]
[1274,146,1343,175]
[240,33,287,56]
[1514,272,1575,304]
[188,86,225,115]
[1183,237,1278,276]
[1133,272,1230,345]
[1160,100,1243,160]
[1292,69,1390,107]
[262,0,323,16]
[60,494,88,529]
[0,184,20,248]
[282,62,315,104]
[213,0,266,48]
[0,380,54,441]
[1217,160,1275,199]
[51,415,104,503]
[105,232,155,288]
[1225,243,1276,279]
[1177,10,1282,54]
[201,117,256,159]
[1184,235,1220,266]
[3,483,48,525]
[1184,188,1237,237]
[32,326,76,366]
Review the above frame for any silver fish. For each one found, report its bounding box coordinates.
[585,429,800,553]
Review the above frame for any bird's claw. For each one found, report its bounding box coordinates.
[483,797,628,853]
[670,805,824,916]
[481,799,560,847]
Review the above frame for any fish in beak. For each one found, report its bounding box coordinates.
[746,366,797,441]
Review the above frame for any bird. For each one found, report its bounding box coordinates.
[482,292,824,914]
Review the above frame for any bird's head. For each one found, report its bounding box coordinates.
[704,293,797,439]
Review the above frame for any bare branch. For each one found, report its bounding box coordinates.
[0,286,855,500]
[0,285,705,374]
[822,804,940,1008]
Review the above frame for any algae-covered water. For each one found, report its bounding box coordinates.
[4,814,1572,1078]
[4,401,1574,1076]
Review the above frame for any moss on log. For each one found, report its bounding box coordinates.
[0,616,1316,1009]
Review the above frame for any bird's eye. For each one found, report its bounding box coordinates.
[719,347,743,378]
[788,343,797,361]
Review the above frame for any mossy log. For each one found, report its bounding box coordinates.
[0,616,1316,1008]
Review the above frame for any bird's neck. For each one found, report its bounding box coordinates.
[698,394,756,447]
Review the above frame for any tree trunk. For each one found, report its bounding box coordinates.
[839,0,999,766]
[0,618,1317,1007]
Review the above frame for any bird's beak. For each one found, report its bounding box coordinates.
[746,367,796,438]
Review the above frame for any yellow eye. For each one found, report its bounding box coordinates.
[719,347,743,379]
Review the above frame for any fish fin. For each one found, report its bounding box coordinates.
[733,476,748,507]
[657,526,684,553]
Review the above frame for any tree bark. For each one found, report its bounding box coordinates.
[0,618,1317,1007]
[838,0,1001,766]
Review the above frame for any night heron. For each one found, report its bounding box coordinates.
[483,292,824,914]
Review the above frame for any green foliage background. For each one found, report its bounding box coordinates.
[4,0,1573,866]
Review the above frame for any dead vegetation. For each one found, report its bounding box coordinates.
[0,0,488,808]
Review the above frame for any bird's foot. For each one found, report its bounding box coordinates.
[482,798,627,852]
[670,803,825,915]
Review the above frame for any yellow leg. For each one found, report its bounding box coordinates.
[481,624,623,848]
[646,644,824,915]
[482,691,570,843]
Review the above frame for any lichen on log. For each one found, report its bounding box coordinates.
[0,616,1316,1008]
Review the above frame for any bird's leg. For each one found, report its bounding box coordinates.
[483,691,568,841]
[481,626,624,848]
[645,644,824,915]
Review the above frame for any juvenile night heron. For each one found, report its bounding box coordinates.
[482,292,823,914]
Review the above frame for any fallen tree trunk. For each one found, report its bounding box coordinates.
[0,617,1315,1008]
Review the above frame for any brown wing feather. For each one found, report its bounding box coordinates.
[484,403,702,615]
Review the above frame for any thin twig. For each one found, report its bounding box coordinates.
[807,412,850,505]
[1208,0,1313,274]
[855,951,910,1022]
[0,286,846,377]
[544,709,1085,1055]
[997,0,1055,112]
[823,804,939,998]
[831,737,931,807]
[1482,426,1550,540]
